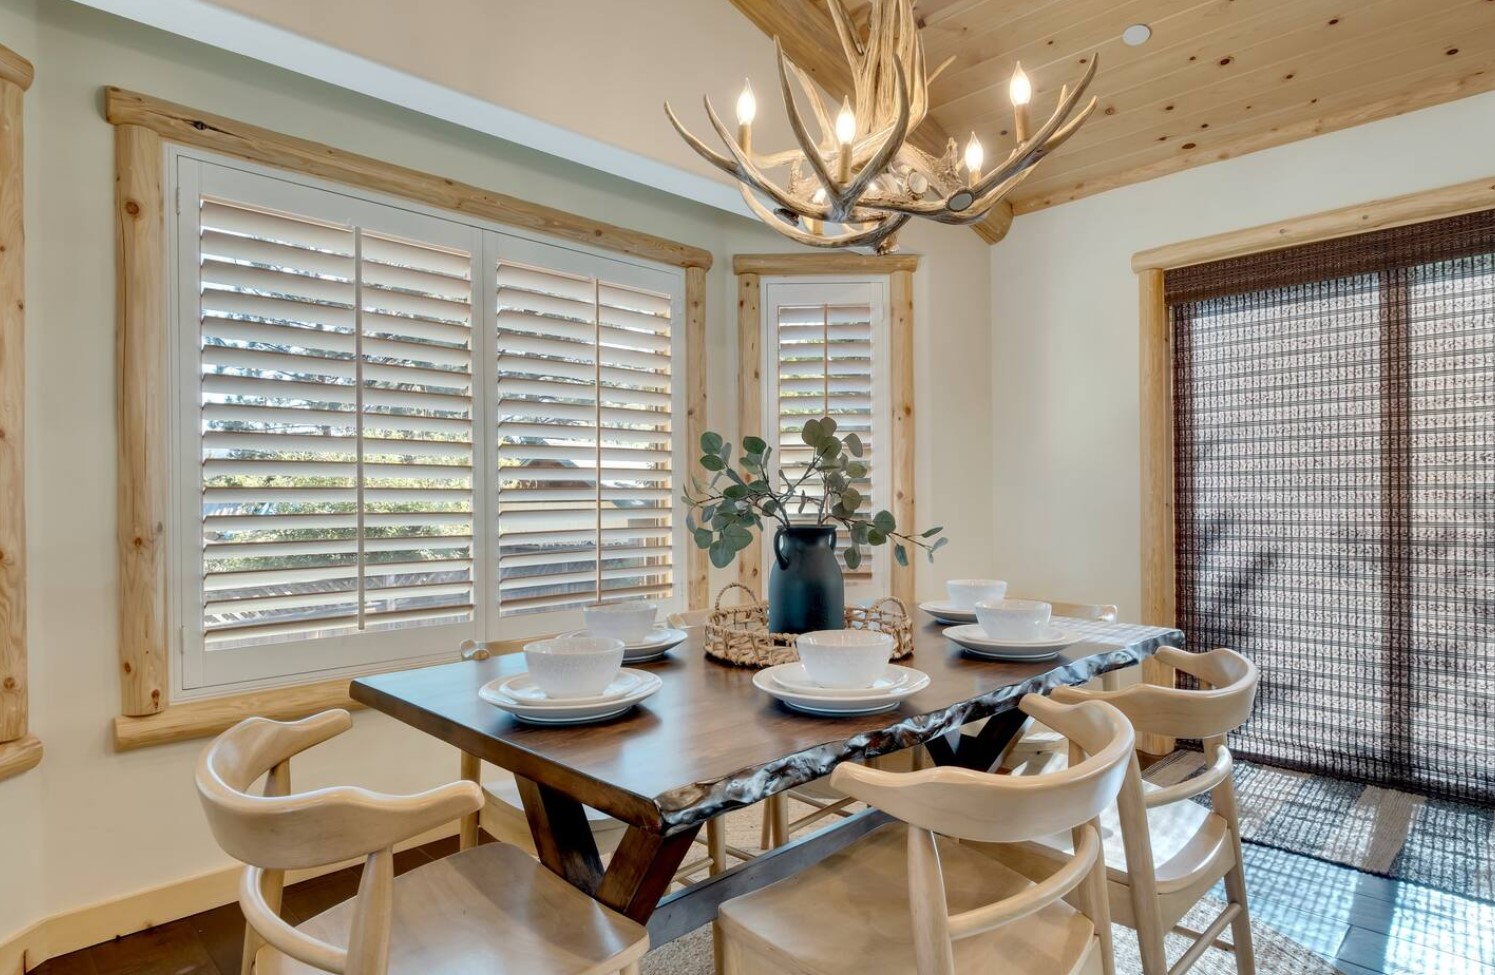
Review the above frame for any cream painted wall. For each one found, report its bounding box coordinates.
[199,0,796,196]
[990,88,1495,620]
[0,0,993,948]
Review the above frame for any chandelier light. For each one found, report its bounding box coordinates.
[666,0,1100,253]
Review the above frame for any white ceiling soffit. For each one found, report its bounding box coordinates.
[68,0,750,217]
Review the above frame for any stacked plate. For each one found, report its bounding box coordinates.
[943,624,1078,662]
[563,627,687,663]
[918,600,978,624]
[479,668,662,724]
[753,663,930,717]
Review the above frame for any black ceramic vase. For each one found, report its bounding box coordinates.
[767,525,846,634]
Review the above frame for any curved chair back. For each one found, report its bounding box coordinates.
[197,710,483,975]
[830,695,1134,844]
[1050,647,1258,741]
[197,710,481,871]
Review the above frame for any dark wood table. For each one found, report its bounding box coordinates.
[352,616,1181,942]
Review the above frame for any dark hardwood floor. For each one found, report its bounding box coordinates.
[32,833,1494,974]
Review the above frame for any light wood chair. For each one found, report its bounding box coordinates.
[198,710,649,975]
[982,647,1260,975]
[717,694,1136,975]
[998,598,1122,776]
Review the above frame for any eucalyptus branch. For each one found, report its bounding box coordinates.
[684,417,947,573]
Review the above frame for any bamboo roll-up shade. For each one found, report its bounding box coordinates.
[495,259,675,616]
[1167,208,1495,803]
[198,197,476,649]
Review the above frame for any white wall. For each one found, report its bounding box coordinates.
[0,0,994,948]
[990,88,1495,619]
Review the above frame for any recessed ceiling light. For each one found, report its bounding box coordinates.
[1122,23,1152,46]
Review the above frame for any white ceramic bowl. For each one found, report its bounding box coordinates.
[974,598,1052,641]
[583,601,658,644]
[522,636,625,699]
[946,578,1008,609]
[795,629,895,689]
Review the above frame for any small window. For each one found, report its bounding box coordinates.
[169,153,686,696]
[760,278,891,599]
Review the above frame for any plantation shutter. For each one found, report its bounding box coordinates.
[197,196,475,652]
[764,283,886,592]
[494,245,678,620]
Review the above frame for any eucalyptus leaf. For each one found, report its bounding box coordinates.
[709,538,735,569]
[873,509,896,533]
[743,435,767,454]
[921,526,944,538]
[723,483,748,500]
[693,528,713,548]
[821,416,837,435]
[867,528,886,546]
[700,454,725,472]
[846,461,867,479]
[801,418,823,446]
[701,431,723,453]
[723,524,753,549]
[844,432,863,457]
[844,546,862,570]
[894,543,909,567]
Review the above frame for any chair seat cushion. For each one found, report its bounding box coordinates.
[258,842,647,975]
[718,823,1096,975]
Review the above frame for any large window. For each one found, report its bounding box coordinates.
[760,278,890,599]
[1167,209,1495,804]
[169,153,685,696]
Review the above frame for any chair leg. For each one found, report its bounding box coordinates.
[762,794,789,849]
[707,817,727,875]
[1222,860,1256,975]
[458,751,481,851]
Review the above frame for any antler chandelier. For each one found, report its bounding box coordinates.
[666,0,1099,253]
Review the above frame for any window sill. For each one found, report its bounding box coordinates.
[112,637,534,752]
[0,734,42,781]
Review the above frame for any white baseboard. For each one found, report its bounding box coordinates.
[0,823,458,973]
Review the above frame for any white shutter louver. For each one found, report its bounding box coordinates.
[773,301,877,585]
[495,260,675,617]
[198,198,475,650]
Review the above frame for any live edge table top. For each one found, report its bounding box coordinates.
[351,617,1182,836]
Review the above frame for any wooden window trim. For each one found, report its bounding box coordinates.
[1132,175,1495,756]
[731,253,918,608]
[110,90,712,749]
[0,44,34,782]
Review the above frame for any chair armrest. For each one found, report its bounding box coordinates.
[241,867,349,973]
[947,825,1101,939]
[1143,745,1232,808]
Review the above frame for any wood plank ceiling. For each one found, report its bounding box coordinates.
[732,0,1495,218]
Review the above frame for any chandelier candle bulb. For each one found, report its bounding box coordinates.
[835,97,856,184]
[964,133,984,186]
[1010,63,1032,143]
[736,79,756,152]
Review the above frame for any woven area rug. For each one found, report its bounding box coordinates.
[640,798,1342,974]
[1149,751,1495,904]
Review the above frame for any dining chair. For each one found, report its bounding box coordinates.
[716,694,1136,975]
[198,710,649,975]
[980,647,1260,975]
[997,598,1121,776]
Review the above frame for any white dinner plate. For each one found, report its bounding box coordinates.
[919,600,979,624]
[563,627,688,662]
[478,669,662,724]
[771,662,924,698]
[492,671,646,707]
[943,624,1077,661]
[753,663,930,716]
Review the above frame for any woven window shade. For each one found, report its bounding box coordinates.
[1167,209,1495,803]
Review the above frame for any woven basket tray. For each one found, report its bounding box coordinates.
[703,582,915,668]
